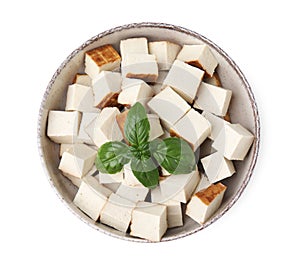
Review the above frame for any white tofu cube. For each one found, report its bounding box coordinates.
[100,193,136,232]
[120,37,148,57]
[59,144,74,157]
[160,169,201,203]
[121,53,158,83]
[201,152,235,183]
[148,114,164,141]
[202,111,229,140]
[65,84,97,112]
[85,107,122,147]
[176,44,218,77]
[149,41,181,70]
[130,202,167,242]
[193,82,232,116]
[92,71,122,108]
[73,74,92,87]
[73,176,112,221]
[118,79,153,106]
[147,86,190,129]
[77,112,99,145]
[170,109,211,151]
[193,174,211,194]
[116,183,149,202]
[47,111,81,144]
[58,144,97,178]
[62,172,82,187]
[212,123,254,160]
[163,60,204,103]
[186,183,226,224]
[123,163,143,187]
[98,170,124,184]
[85,44,121,79]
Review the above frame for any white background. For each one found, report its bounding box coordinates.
[1,0,299,266]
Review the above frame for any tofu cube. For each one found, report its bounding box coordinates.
[176,44,218,77]
[73,74,92,87]
[186,183,226,224]
[121,53,158,83]
[47,111,81,144]
[170,109,211,151]
[201,152,235,183]
[123,163,143,187]
[163,60,204,103]
[85,107,122,147]
[120,37,148,57]
[116,183,149,202]
[73,176,112,221]
[98,169,124,184]
[85,44,121,79]
[130,202,167,242]
[77,112,99,145]
[212,123,254,160]
[118,79,153,106]
[100,193,136,232]
[149,41,181,70]
[148,86,190,129]
[92,71,122,109]
[58,144,97,178]
[148,114,164,141]
[160,169,201,203]
[193,82,232,117]
[202,111,229,140]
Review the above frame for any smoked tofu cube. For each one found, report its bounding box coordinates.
[118,79,153,106]
[193,82,232,117]
[123,163,143,187]
[212,123,254,160]
[148,114,164,141]
[98,170,124,184]
[85,107,122,147]
[202,111,229,140]
[77,112,99,145]
[170,109,211,151]
[201,152,235,183]
[149,41,181,70]
[121,53,158,83]
[147,86,190,129]
[73,176,112,221]
[58,144,97,178]
[186,183,226,224]
[120,37,148,57]
[85,44,121,79]
[130,202,167,242]
[47,110,81,144]
[100,193,136,233]
[116,183,149,202]
[73,74,92,87]
[160,169,201,203]
[163,59,204,103]
[176,44,218,77]
[92,71,122,109]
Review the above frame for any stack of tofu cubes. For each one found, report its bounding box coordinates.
[46,37,254,241]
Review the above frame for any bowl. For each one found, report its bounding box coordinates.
[37,22,260,242]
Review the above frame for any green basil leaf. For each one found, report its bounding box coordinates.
[95,141,131,174]
[152,137,196,174]
[131,156,159,189]
[124,102,150,146]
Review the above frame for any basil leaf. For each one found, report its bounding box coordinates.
[95,141,131,174]
[124,102,150,146]
[152,137,196,174]
[131,156,159,189]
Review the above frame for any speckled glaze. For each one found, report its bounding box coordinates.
[37,22,260,242]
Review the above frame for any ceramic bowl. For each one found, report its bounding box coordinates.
[37,22,260,242]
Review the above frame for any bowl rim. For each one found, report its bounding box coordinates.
[37,22,260,243]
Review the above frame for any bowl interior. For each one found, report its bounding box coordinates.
[38,23,259,242]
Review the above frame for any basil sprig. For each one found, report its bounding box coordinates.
[95,102,196,189]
